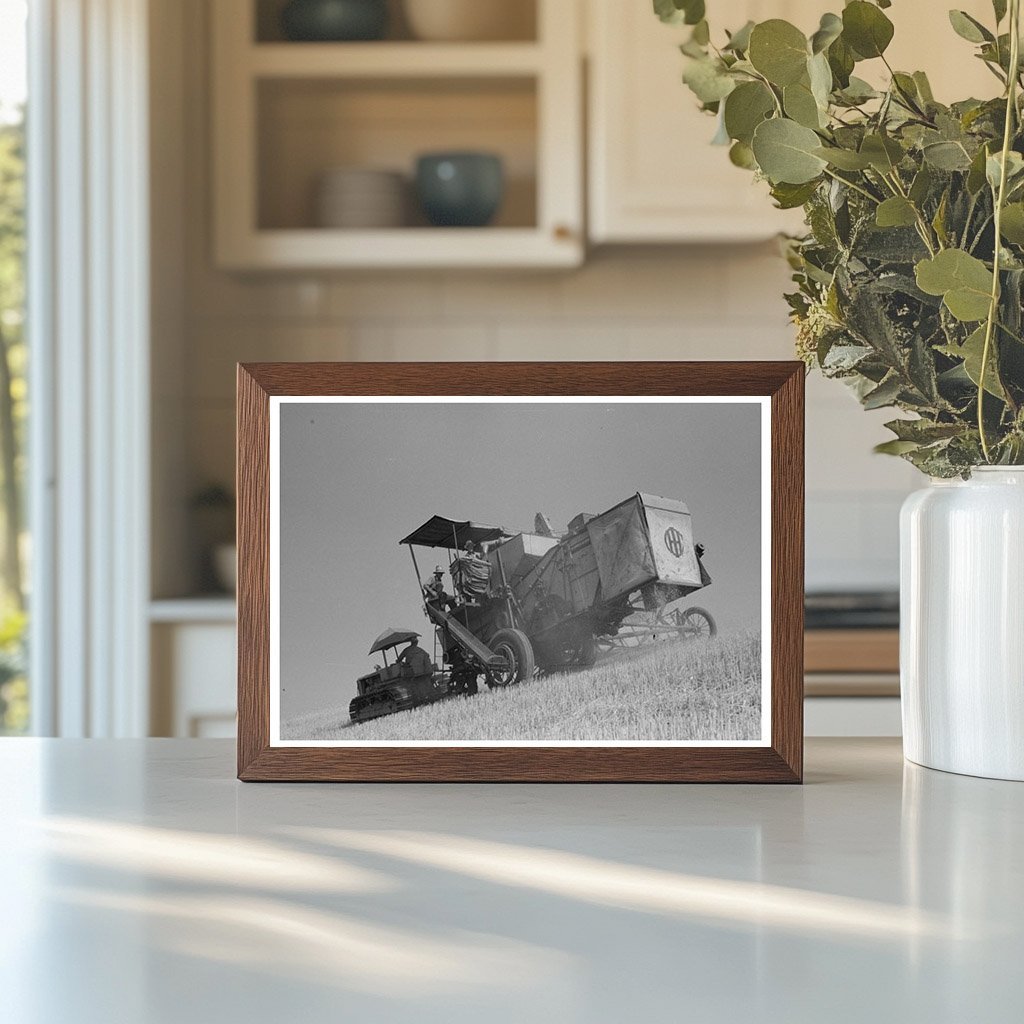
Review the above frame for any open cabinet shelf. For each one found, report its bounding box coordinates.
[212,0,583,269]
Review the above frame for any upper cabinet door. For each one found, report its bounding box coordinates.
[587,0,808,244]
[587,0,998,245]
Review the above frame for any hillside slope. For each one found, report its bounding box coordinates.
[282,630,762,743]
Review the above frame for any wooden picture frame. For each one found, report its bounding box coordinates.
[237,362,804,782]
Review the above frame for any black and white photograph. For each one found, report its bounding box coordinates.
[271,397,770,746]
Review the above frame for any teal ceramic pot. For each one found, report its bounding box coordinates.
[281,0,388,41]
[415,153,505,227]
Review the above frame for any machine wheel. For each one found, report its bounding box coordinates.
[487,629,535,688]
[678,606,717,640]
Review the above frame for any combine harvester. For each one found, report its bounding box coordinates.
[350,492,716,724]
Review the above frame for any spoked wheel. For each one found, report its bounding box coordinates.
[486,628,536,688]
[677,606,717,641]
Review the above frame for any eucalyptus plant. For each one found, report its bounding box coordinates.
[657,0,1024,476]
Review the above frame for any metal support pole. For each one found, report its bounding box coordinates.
[407,545,424,607]
[495,547,515,627]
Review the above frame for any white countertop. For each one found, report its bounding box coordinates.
[1,738,1020,1023]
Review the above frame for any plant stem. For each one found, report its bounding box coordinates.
[884,171,939,254]
[979,0,1021,462]
[822,168,880,205]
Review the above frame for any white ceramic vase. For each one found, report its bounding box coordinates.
[900,467,1024,781]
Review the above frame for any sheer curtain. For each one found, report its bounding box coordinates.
[28,0,150,736]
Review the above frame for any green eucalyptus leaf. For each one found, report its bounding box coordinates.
[986,150,1024,191]
[876,196,918,228]
[751,118,828,184]
[939,326,1006,397]
[922,140,973,171]
[814,145,872,170]
[808,52,833,108]
[967,144,992,192]
[1000,203,1024,244]
[711,108,731,145]
[875,439,922,456]
[810,12,843,54]
[842,1,895,59]
[837,76,879,104]
[909,164,934,205]
[683,57,736,104]
[729,140,758,169]
[915,249,994,322]
[885,419,963,443]
[784,80,824,129]
[861,133,904,173]
[863,374,903,409]
[748,20,809,86]
[913,71,935,104]
[771,179,820,209]
[993,0,1008,24]
[653,0,705,26]
[827,35,855,88]
[932,190,950,247]
[724,20,755,53]
[692,19,710,45]
[724,81,775,144]
[948,10,994,44]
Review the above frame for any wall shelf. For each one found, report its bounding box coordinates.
[249,42,545,78]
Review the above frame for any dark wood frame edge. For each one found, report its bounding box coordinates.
[237,362,804,783]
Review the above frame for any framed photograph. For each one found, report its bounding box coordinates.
[237,362,804,782]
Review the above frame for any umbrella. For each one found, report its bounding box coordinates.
[369,627,421,656]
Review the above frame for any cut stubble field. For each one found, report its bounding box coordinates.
[283,629,763,743]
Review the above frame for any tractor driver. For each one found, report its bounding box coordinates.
[397,637,432,677]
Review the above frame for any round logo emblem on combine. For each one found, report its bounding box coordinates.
[664,527,685,558]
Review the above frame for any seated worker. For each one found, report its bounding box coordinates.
[397,637,432,677]
[423,566,455,612]
[453,541,491,604]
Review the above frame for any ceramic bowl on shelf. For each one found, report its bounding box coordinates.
[402,0,535,42]
[415,152,504,227]
[315,167,408,229]
[281,0,389,42]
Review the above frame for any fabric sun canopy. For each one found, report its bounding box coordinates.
[400,515,507,549]
[368,628,421,655]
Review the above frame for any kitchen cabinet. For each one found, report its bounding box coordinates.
[150,601,237,738]
[587,0,998,244]
[211,0,583,269]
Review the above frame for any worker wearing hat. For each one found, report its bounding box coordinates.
[423,565,453,611]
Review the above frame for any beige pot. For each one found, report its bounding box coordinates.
[403,0,535,42]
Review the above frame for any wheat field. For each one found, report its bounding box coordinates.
[282,629,762,743]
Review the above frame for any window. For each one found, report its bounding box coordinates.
[0,0,28,734]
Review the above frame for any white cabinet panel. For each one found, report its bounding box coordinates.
[151,620,236,738]
[587,0,998,244]
[588,0,815,242]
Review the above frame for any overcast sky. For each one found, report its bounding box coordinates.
[279,400,764,722]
